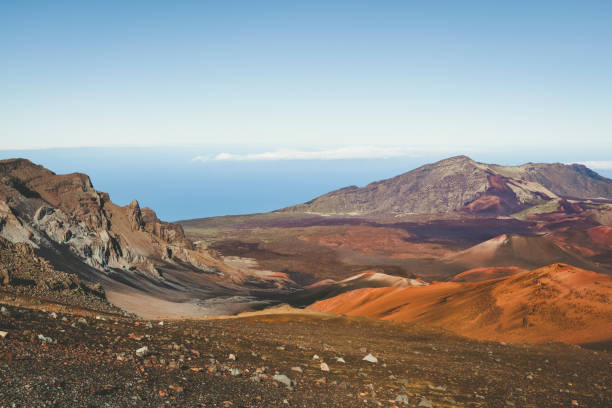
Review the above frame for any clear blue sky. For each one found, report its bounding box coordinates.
[1,1,611,152]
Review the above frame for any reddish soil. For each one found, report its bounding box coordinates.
[588,225,612,249]
[298,226,451,259]
[310,263,612,345]
[451,266,528,282]
[464,194,502,213]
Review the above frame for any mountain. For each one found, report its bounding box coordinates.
[0,158,228,279]
[281,155,612,216]
[309,263,612,344]
[0,158,293,317]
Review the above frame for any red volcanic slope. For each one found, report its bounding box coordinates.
[451,266,528,282]
[309,264,612,345]
[588,225,612,249]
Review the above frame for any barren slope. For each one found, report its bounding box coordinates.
[309,263,612,344]
[451,266,528,282]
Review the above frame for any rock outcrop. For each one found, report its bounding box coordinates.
[0,158,298,321]
[0,158,279,290]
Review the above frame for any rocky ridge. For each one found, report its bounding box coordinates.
[0,159,182,276]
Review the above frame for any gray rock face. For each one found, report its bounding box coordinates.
[0,158,210,282]
[281,156,612,216]
[32,205,153,273]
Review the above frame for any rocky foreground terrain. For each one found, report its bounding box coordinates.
[0,304,610,407]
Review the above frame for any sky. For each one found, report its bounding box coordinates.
[1,1,611,151]
[0,2,611,219]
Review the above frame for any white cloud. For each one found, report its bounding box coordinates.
[573,161,612,170]
[193,146,423,162]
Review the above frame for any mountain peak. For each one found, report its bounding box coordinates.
[438,155,476,163]
[282,156,612,216]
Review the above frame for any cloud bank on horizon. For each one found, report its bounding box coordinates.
[574,161,612,170]
[192,146,425,162]
[193,147,612,171]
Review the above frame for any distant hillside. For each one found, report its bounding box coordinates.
[281,156,612,216]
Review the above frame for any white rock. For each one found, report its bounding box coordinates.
[38,334,53,343]
[395,394,409,405]
[49,312,57,319]
[291,366,303,373]
[418,397,433,408]
[228,353,236,361]
[320,362,330,372]
[158,321,164,326]
[335,357,346,363]
[312,354,320,360]
[135,346,149,357]
[363,353,378,363]
[0,331,7,339]
[273,374,295,389]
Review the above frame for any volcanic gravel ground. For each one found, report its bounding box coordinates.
[0,304,610,407]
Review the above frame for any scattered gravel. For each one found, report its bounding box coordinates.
[0,304,610,407]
